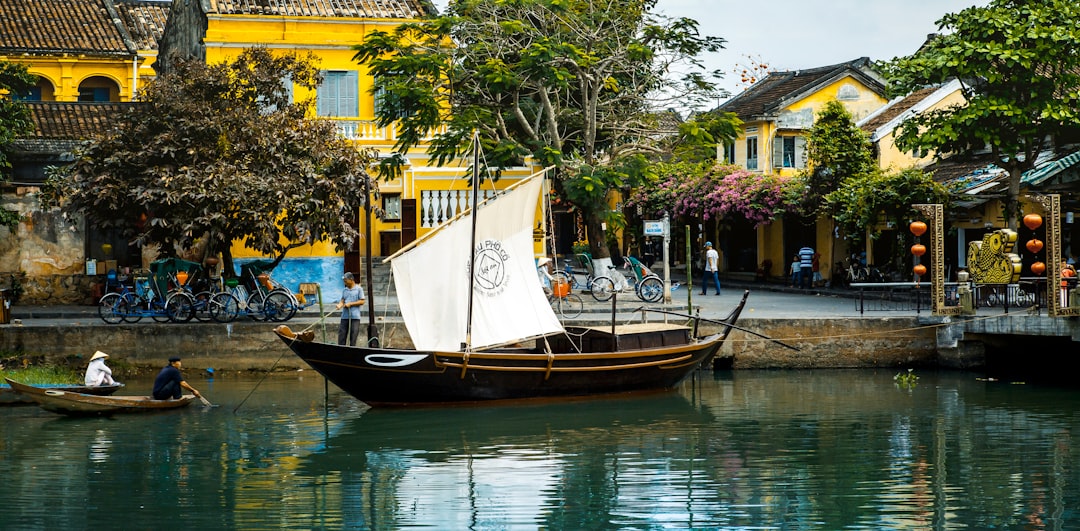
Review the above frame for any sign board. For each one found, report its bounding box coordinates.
[643,220,666,236]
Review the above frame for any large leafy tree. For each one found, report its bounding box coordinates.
[353,0,729,258]
[42,48,375,275]
[883,0,1080,227]
[799,100,877,218]
[0,60,36,230]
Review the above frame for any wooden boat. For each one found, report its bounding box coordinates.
[0,381,124,405]
[273,144,749,406]
[4,378,195,416]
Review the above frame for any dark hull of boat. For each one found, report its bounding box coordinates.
[4,378,194,416]
[0,382,124,405]
[276,291,748,406]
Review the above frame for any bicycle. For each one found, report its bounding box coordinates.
[98,270,193,324]
[240,265,299,321]
[623,256,664,303]
[547,277,583,318]
[551,253,616,302]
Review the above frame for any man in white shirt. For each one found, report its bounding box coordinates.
[701,242,721,296]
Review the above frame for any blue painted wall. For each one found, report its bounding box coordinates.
[233,257,345,302]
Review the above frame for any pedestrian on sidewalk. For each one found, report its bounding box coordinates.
[789,254,801,288]
[798,244,815,289]
[336,272,366,346]
[701,242,721,296]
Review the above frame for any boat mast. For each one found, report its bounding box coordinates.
[462,133,481,351]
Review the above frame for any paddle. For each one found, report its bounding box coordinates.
[197,394,215,408]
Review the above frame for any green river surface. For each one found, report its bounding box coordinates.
[1,369,1077,530]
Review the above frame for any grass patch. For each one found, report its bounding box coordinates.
[1,366,82,385]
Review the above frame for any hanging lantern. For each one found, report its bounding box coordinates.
[913,264,927,277]
[1026,239,1044,253]
[1031,261,1046,276]
[1023,213,1043,230]
[910,244,926,257]
[909,220,927,237]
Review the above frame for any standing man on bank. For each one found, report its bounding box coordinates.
[152,356,201,400]
[701,241,721,296]
[798,244,815,289]
[336,272,366,346]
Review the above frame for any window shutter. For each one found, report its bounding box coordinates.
[343,71,358,117]
[316,70,330,116]
[772,137,783,170]
[795,136,807,169]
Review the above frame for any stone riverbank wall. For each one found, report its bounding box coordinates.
[1,317,949,372]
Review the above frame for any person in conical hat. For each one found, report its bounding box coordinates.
[84,351,118,387]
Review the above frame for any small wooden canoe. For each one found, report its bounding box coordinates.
[4,378,195,416]
[0,381,124,405]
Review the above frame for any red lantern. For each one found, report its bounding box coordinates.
[913,264,927,277]
[1031,261,1046,275]
[909,220,927,237]
[1023,213,1043,230]
[910,244,926,257]
[1026,239,1044,253]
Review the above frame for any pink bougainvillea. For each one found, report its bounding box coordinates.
[629,163,792,228]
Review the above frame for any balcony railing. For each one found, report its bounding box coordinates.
[420,188,497,228]
[327,119,449,142]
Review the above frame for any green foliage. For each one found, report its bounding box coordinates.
[0,60,36,230]
[353,0,726,256]
[825,167,952,241]
[41,48,375,270]
[800,100,876,217]
[883,0,1080,224]
[894,368,919,390]
[669,111,742,163]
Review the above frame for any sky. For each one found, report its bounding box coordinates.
[428,0,990,106]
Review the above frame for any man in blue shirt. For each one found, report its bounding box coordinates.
[798,245,815,289]
[336,272,366,346]
[152,356,201,400]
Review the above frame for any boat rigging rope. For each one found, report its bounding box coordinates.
[723,311,1014,345]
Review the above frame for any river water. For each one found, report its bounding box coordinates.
[1,369,1077,530]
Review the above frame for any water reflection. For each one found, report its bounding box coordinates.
[1,371,1078,529]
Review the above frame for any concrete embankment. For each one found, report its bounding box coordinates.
[0,314,940,372]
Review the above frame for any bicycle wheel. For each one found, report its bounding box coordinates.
[636,276,664,303]
[556,293,583,319]
[590,276,615,302]
[263,290,296,322]
[192,291,213,322]
[98,293,124,324]
[209,292,240,323]
[165,292,195,323]
[247,292,268,320]
[552,270,572,287]
[119,293,143,323]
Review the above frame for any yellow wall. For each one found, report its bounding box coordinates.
[874,87,966,170]
[0,55,146,101]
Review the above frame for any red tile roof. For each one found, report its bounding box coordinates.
[115,1,172,51]
[859,86,938,134]
[206,0,432,18]
[718,58,886,122]
[24,101,136,139]
[0,0,140,56]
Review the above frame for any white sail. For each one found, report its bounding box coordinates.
[391,170,563,351]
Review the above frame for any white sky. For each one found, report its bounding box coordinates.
[429,0,990,107]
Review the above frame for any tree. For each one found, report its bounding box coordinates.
[799,100,877,218]
[826,167,952,244]
[353,0,728,259]
[883,0,1080,227]
[42,48,375,275]
[0,60,36,230]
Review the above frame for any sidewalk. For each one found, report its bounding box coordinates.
[5,274,865,323]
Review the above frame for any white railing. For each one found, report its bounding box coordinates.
[420,189,496,228]
[331,120,450,142]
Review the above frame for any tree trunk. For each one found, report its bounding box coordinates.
[585,214,610,259]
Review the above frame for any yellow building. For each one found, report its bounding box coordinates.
[0,0,168,102]
[715,58,889,280]
[192,0,539,292]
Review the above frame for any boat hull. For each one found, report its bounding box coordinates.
[4,378,194,416]
[0,382,124,405]
[276,292,749,406]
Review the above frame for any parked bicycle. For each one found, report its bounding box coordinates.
[239,263,300,321]
[623,256,664,303]
[551,253,616,302]
[98,270,192,324]
[547,276,583,319]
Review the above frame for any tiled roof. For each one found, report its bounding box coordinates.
[24,102,136,140]
[205,0,432,18]
[115,1,172,51]
[0,0,138,56]
[718,58,885,122]
[859,86,937,134]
